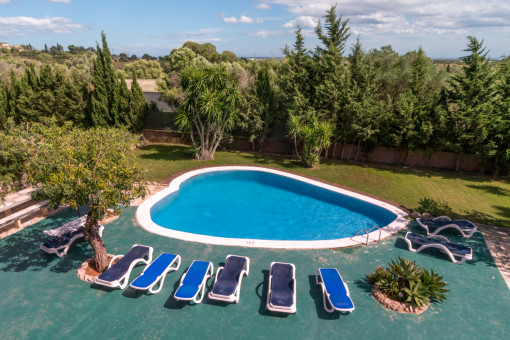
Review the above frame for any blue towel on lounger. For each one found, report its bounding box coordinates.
[130,253,177,289]
[270,263,294,307]
[97,245,150,282]
[175,261,211,299]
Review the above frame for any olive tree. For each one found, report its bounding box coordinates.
[29,126,147,271]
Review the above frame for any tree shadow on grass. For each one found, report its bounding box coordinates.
[466,184,510,196]
[136,144,193,162]
[0,208,92,273]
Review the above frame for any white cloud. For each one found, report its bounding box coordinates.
[0,0,11,4]
[283,16,318,28]
[258,0,510,36]
[256,3,271,10]
[248,30,284,38]
[47,0,71,3]
[0,16,85,36]
[221,14,263,24]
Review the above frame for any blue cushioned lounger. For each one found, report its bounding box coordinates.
[130,253,181,294]
[266,262,296,313]
[316,268,354,313]
[208,255,250,303]
[174,260,214,304]
[417,217,477,238]
[40,225,103,258]
[405,232,473,264]
[94,244,153,289]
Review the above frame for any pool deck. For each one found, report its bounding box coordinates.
[0,207,509,339]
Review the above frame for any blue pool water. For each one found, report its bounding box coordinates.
[150,171,397,241]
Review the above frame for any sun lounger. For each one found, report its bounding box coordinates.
[417,217,477,238]
[43,215,87,237]
[208,255,250,303]
[94,244,153,289]
[174,260,214,304]
[266,262,296,313]
[316,268,354,313]
[130,253,181,294]
[40,224,104,257]
[405,232,473,264]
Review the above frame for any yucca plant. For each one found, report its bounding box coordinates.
[403,281,429,307]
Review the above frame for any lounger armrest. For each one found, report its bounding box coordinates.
[108,254,123,268]
[434,216,452,221]
[430,235,450,243]
[97,225,104,238]
[214,266,224,284]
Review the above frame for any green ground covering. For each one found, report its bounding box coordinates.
[0,208,509,339]
[134,144,510,227]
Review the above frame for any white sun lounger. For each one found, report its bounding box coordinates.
[208,255,250,303]
[405,232,473,264]
[40,224,103,257]
[316,268,354,313]
[130,253,181,294]
[266,262,296,314]
[417,217,477,238]
[174,260,214,304]
[94,244,153,289]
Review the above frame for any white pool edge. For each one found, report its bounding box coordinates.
[136,166,409,249]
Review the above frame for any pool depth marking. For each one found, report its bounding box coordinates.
[136,166,409,249]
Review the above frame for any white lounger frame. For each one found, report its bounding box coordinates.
[266,262,296,314]
[315,268,354,313]
[404,232,472,265]
[130,254,181,294]
[208,255,250,303]
[40,225,104,258]
[174,261,214,304]
[94,244,154,289]
[417,216,477,238]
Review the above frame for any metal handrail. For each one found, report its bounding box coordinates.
[367,225,382,243]
[351,228,369,246]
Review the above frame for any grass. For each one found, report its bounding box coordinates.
[134,144,510,227]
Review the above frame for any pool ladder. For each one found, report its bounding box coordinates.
[350,226,382,246]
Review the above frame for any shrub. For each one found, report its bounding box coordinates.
[414,197,453,217]
[367,256,449,307]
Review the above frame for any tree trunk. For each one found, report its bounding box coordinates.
[355,139,361,162]
[83,212,108,272]
[340,138,346,161]
[404,150,410,167]
[455,151,462,171]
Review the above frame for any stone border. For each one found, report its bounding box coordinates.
[136,166,409,249]
[372,285,429,314]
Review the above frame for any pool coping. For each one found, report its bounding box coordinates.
[136,166,410,249]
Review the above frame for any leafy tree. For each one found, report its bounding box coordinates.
[29,126,147,272]
[446,37,497,170]
[494,56,510,172]
[121,59,163,79]
[176,64,245,160]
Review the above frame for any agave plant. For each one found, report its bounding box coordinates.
[388,257,422,290]
[421,269,449,302]
[403,281,429,307]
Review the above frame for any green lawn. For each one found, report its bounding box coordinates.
[134,144,510,227]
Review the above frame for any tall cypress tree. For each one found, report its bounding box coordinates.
[100,32,121,126]
[129,74,148,130]
[118,74,131,127]
[446,36,497,170]
[90,44,110,127]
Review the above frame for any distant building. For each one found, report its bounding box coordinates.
[0,42,25,52]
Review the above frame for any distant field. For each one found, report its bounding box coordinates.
[134,144,510,227]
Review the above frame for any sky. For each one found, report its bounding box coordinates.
[0,0,509,59]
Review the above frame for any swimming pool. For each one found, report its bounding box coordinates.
[137,166,408,248]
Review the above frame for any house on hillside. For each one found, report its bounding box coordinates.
[0,42,25,52]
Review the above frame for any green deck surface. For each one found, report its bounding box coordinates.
[1,207,509,339]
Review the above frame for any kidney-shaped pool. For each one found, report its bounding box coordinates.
[136,166,408,248]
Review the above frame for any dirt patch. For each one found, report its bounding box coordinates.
[371,285,428,314]
[76,254,118,282]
